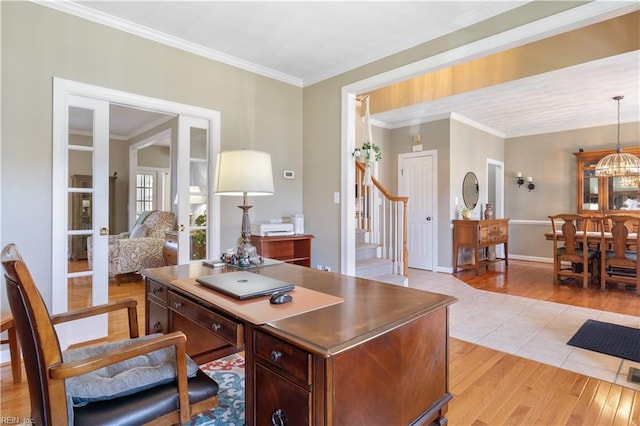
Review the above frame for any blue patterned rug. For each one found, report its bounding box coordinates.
[188,353,245,426]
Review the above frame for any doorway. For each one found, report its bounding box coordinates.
[52,78,221,347]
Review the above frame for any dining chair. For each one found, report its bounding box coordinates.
[598,215,639,294]
[1,243,219,425]
[549,214,599,288]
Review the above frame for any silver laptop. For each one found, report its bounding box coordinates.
[196,271,294,300]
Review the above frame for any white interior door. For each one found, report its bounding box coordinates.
[53,94,110,346]
[399,151,437,271]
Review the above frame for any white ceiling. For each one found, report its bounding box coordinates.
[56,1,640,139]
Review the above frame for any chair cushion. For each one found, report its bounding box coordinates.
[72,369,219,426]
[63,333,198,405]
[129,224,148,239]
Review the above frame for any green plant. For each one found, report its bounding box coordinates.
[352,142,382,162]
[191,213,207,249]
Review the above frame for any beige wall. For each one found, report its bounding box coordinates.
[505,122,640,261]
[302,1,581,271]
[1,2,302,306]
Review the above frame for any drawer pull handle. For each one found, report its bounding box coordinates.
[211,323,222,332]
[153,322,162,333]
[151,287,162,295]
[271,408,285,426]
[270,350,282,362]
[173,302,182,309]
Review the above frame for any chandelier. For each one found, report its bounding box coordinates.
[594,95,640,177]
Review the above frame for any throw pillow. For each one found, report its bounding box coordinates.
[129,224,148,239]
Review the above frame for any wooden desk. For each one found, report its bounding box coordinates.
[453,219,509,276]
[142,263,456,425]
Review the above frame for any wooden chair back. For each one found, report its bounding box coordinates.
[549,214,597,288]
[1,244,66,425]
[549,214,589,257]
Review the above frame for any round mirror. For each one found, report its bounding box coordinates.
[462,172,479,209]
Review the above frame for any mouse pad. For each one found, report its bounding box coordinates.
[171,278,344,325]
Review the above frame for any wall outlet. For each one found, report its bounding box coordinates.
[316,264,323,270]
[323,266,331,272]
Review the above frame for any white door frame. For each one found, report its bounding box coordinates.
[129,128,173,228]
[53,78,220,348]
[398,150,438,271]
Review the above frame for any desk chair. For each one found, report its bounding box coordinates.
[1,243,218,425]
[549,214,599,288]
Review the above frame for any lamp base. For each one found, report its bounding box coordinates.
[237,202,258,259]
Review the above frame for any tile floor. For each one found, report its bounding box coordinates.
[406,269,640,391]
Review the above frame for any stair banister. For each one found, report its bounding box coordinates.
[355,160,408,277]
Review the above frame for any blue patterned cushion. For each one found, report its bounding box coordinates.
[63,334,198,405]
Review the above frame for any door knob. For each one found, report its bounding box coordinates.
[426,217,432,221]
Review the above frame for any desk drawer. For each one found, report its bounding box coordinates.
[147,280,168,303]
[255,330,311,386]
[168,292,243,347]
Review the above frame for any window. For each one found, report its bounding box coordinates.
[136,173,154,215]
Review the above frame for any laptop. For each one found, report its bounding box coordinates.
[196,271,294,300]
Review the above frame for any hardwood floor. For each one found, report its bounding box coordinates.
[1,260,638,425]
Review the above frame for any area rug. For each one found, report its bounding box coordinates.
[567,319,640,362]
[187,353,245,426]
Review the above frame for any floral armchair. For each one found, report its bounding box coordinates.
[88,210,175,284]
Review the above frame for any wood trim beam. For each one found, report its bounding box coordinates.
[363,11,639,115]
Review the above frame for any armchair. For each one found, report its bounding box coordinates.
[88,210,175,284]
[1,243,218,425]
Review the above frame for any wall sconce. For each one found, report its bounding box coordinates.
[527,176,535,192]
[516,172,525,187]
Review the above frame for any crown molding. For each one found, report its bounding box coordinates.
[34,0,304,87]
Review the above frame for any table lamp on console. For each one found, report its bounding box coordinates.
[214,149,274,258]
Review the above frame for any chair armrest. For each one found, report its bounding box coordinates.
[51,298,139,338]
[50,331,191,423]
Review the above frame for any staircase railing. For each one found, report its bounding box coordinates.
[355,160,409,277]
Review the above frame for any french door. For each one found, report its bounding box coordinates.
[176,116,213,264]
[53,94,111,345]
[53,78,220,348]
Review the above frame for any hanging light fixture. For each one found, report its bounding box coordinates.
[595,95,640,177]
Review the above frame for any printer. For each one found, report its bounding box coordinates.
[251,222,294,237]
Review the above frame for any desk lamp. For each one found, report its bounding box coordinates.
[214,149,274,258]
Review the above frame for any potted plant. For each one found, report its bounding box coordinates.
[191,213,207,259]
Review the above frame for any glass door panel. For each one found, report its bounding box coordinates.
[177,117,210,263]
[608,176,640,211]
[63,97,110,345]
[581,159,600,212]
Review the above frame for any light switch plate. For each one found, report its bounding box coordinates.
[283,170,294,179]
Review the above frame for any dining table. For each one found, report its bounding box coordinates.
[544,230,638,246]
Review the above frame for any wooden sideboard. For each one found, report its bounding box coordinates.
[250,234,313,267]
[142,263,456,425]
[452,218,509,276]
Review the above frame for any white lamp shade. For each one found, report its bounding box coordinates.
[214,150,274,196]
